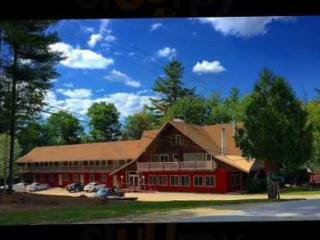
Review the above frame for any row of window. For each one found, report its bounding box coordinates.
[150,153,213,162]
[42,174,108,183]
[148,175,216,187]
[24,160,131,167]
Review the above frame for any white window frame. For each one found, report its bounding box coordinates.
[89,173,95,182]
[170,135,181,145]
[160,154,169,162]
[170,175,179,186]
[193,176,204,187]
[158,175,168,186]
[62,174,69,182]
[151,155,160,162]
[101,174,107,183]
[172,154,180,162]
[149,175,157,186]
[205,176,216,187]
[180,176,190,187]
[183,153,205,162]
[206,153,213,161]
[72,174,80,183]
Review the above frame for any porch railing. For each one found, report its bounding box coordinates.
[137,161,216,172]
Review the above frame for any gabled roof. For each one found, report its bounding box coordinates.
[166,121,254,173]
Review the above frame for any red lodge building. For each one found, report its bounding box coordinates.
[17,120,262,193]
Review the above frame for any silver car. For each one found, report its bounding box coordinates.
[26,182,49,192]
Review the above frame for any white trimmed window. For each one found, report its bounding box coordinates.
[63,174,69,181]
[183,153,205,162]
[205,176,216,187]
[206,154,213,161]
[89,174,95,182]
[159,176,168,186]
[73,174,80,183]
[194,176,203,187]
[149,175,157,186]
[101,174,107,182]
[170,176,179,186]
[313,175,320,181]
[170,135,181,145]
[151,154,168,162]
[180,176,190,186]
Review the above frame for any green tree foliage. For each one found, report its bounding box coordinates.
[165,96,208,125]
[0,134,21,181]
[45,111,84,145]
[150,60,195,114]
[0,21,63,192]
[17,120,49,155]
[305,100,320,171]
[235,69,312,199]
[206,87,250,125]
[122,106,159,140]
[87,102,122,142]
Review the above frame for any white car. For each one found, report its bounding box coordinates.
[0,183,28,192]
[26,182,49,192]
[84,182,106,192]
[13,182,29,192]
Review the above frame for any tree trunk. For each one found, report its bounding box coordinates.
[267,172,280,200]
[8,47,17,194]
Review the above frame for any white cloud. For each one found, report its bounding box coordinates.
[150,23,163,31]
[88,34,103,48]
[62,83,74,88]
[194,17,291,37]
[49,79,58,83]
[104,69,141,88]
[99,20,110,34]
[50,42,114,69]
[96,88,105,93]
[83,27,94,33]
[86,20,116,48]
[193,60,226,74]
[157,47,177,59]
[44,90,154,119]
[56,88,92,99]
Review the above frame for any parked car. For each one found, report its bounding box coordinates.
[66,183,84,193]
[84,182,106,192]
[0,182,28,192]
[26,182,49,192]
[13,182,29,192]
[93,188,125,199]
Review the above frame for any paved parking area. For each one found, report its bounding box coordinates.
[32,188,320,201]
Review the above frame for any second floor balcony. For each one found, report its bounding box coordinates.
[137,160,217,172]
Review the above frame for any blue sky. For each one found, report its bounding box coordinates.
[46,16,320,122]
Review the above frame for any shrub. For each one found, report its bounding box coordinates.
[244,178,267,193]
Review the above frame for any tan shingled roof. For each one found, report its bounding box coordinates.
[17,134,154,163]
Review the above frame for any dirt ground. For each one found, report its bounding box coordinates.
[31,188,320,201]
[0,191,102,213]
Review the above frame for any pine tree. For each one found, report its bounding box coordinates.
[150,60,195,114]
[0,21,63,193]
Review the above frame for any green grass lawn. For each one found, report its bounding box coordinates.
[279,185,320,195]
[0,199,270,225]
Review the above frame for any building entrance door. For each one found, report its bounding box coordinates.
[58,174,62,186]
[128,174,139,187]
